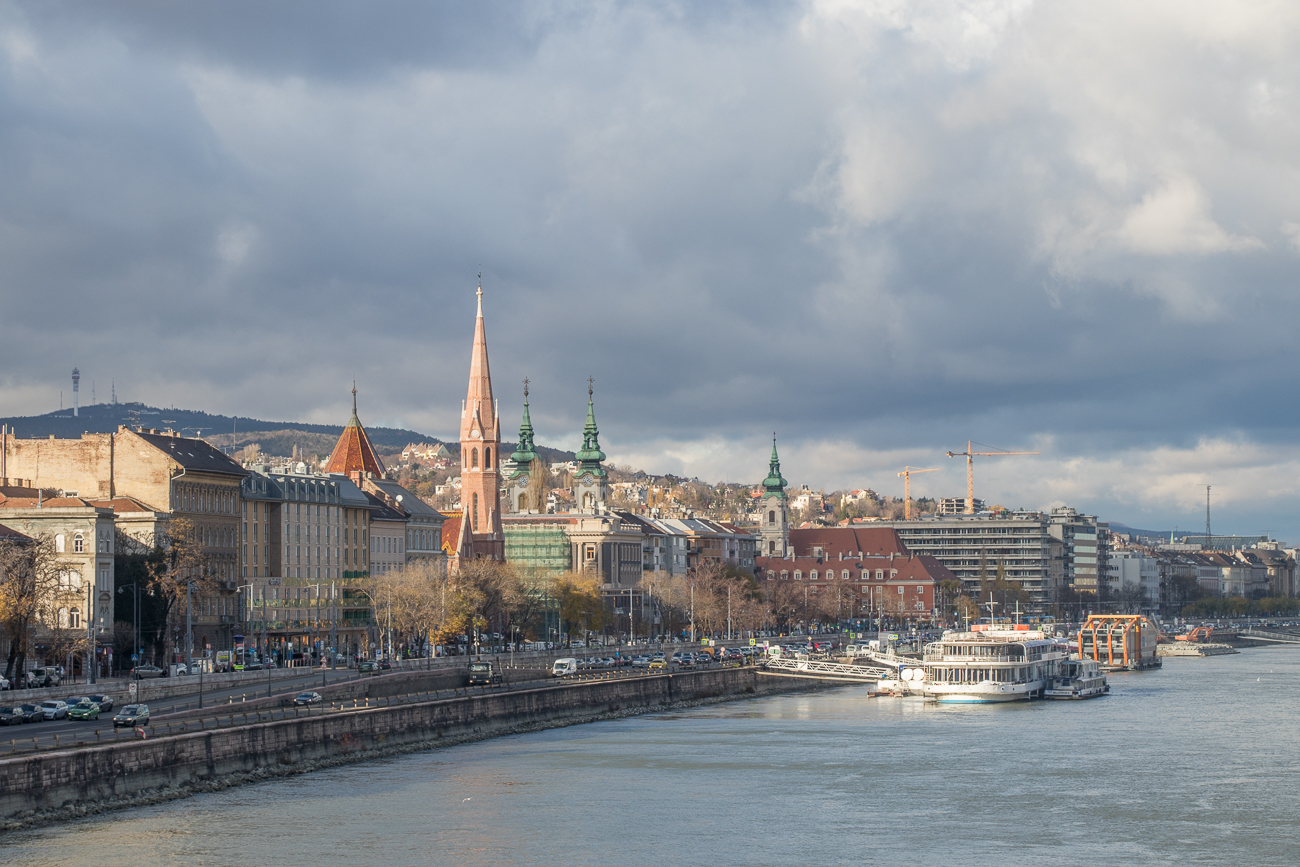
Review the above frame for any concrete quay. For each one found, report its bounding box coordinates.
[0,666,832,832]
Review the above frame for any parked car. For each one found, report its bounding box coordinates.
[68,700,100,721]
[113,704,150,728]
[131,664,164,679]
[87,694,114,712]
[38,700,69,720]
[17,704,44,723]
[0,675,9,690]
[293,691,323,706]
[0,706,27,725]
[30,667,60,688]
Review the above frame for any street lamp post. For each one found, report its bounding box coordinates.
[86,581,96,685]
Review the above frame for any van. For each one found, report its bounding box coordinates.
[30,668,59,688]
[552,658,579,677]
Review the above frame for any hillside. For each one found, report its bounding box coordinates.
[0,402,575,465]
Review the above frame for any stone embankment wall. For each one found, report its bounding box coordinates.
[0,667,827,830]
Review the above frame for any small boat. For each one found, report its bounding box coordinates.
[1043,658,1109,700]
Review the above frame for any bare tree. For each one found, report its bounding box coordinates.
[0,534,79,681]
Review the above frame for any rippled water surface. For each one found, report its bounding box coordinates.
[8,648,1300,866]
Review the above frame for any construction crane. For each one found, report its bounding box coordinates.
[945,440,1040,515]
[897,467,939,520]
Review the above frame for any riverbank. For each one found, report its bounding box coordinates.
[0,666,832,833]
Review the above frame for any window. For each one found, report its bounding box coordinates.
[471,448,479,469]
[793,570,802,580]
[73,533,85,553]
[780,570,789,580]
[472,493,479,530]
[485,447,492,469]
[55,534,65,553]
[809,570,818,580]
[842,570,850,580]
[69,608,81,628]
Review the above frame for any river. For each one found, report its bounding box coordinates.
[7,647,1300,866]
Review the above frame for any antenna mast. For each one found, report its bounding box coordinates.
[1205,485,1211,549]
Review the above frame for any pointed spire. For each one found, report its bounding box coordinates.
[349,380,358,423]
[763,432,787,493]
[461,275,496,441]
[575,377,606,476]
[510,378,538,472]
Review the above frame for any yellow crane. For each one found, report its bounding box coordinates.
[897,467,939,520]
[945,440,1040,514]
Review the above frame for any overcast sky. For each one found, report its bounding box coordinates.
[3,1,1300,539]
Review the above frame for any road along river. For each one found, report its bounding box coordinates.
[6,646,1300,866]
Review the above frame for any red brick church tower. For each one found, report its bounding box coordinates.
[454,278,505,561]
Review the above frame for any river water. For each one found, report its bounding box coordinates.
[8,647,1300,866]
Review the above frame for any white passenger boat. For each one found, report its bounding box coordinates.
[919,627,1067,703]
[1043,658,1109,700]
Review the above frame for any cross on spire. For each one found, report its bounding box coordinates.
[523,377,530,400]
[588,375,595,399]
[352,379,357,413]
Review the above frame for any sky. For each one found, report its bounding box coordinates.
[2,1,1300,540]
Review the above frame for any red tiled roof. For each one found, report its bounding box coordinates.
[788,527,909,558]
[83,496,159,513]
[0,522,32,542]
[0,496,94,509]
[439,512,463,555]
[324,402,386,477]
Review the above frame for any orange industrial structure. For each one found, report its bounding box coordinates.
[1078,614,1162,671]
[897,466,939,520]
[1175,625,1215,643]
[944,440,1040,514]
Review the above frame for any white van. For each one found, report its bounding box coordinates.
[552,658,579,677]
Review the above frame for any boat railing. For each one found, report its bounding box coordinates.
[923,652,1024,662]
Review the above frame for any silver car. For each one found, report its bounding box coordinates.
[39,700,69,720]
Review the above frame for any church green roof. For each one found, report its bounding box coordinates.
[574,385,607,479]
[762,435,787,494]
[509,384,538,478]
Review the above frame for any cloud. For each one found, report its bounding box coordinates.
[1114,176,1262,256]
[3,2,1300,539]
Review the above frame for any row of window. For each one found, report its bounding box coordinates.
[176,483,236,515]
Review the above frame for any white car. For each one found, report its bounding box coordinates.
[39,700,69,720]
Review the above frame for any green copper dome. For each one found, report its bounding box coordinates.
[509,385,538,477]
[762,434,787,494]
[574,385,607,478]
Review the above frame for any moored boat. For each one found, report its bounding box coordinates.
[1043,658,1109,699]
[920,626,1066,703]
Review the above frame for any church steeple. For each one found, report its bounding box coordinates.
[458,276,504,559]
[762,434,787,493]
[759,433,789,558]
[574,378,606,474]
[572,378,608,513]
[510,379,538,474]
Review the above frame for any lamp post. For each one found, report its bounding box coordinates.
[118,583,139,675]
[86,580,96,685]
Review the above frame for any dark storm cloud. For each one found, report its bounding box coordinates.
[3,1,1300,537]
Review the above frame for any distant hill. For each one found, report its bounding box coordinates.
[0,402,575,464]
[1110,522,1177,541]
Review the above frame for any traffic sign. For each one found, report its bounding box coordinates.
[128,682,137,700]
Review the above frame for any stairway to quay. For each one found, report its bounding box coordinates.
[0,664,832,832]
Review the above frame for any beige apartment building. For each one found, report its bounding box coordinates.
[1,426,248,653]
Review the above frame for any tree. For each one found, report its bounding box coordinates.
[144,517,214,663]
[0,533,79,681]
[553,570,606,642]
